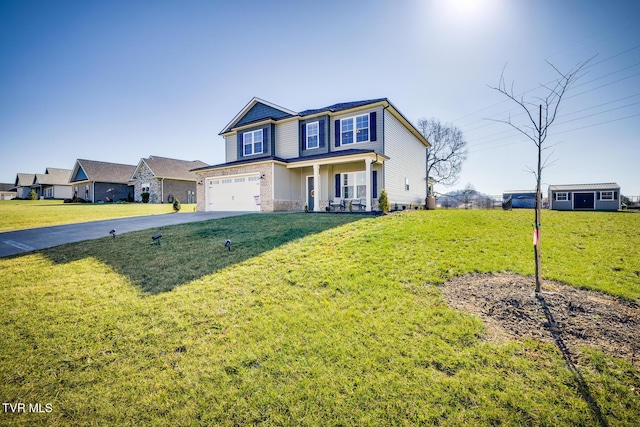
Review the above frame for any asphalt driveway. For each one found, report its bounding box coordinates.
[0,211,249,258]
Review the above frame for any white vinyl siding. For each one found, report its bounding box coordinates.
[383,108,426,206]
[225,134,237,163]
[275,120,299,159]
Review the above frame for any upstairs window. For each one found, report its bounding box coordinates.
[243,129,263,156]
[341,114,369,145]
[306,121,319,149]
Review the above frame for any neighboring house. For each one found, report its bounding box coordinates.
[31,168,73,199]
[503,190,537,209]
[14,173,35,198]
[69,159,136,203]
[0,183,17,200]
[130,155,208,203]
[193,97,430,212]
[548,183,621,211]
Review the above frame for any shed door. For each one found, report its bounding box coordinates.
[573,192,595,209]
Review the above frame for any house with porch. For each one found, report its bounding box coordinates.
[130,155,208,203]
[31,168,73,199]
[69,159,136,203]
[193,97,430,212]
[548,183,621,211]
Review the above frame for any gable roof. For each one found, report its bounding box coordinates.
[15,173,35,187]
[548,183,620,192]
[219,97,429,147]
[132,156,208,181]
[220,97,297,134]
[33,168,72,186]
[70,159,136,184]
[298,98,389,116]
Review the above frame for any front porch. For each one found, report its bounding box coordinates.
[286,151,387,213]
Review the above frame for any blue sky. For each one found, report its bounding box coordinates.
[1,0,639,196]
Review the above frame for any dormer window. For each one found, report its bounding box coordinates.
[306,121,319,149]
[243,129,263,155]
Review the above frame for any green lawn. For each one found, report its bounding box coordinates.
[0,200,197,232]
[1,210,639,426]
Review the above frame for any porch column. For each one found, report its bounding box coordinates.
[365,158,372,212]
[313,163,321,212]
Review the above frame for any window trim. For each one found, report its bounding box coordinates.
[599,191,615,200]
[306,121,320,150]
[340,114,369,145]
[341,171,367,199]
[555,192,568,201]
[243,129,264,156]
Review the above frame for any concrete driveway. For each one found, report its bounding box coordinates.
[0,211,250,258]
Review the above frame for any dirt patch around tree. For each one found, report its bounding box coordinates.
[440,273,640,368]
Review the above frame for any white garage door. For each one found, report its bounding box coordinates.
[206,174,261,211]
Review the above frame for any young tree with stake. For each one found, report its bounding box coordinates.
[490,59,592,294]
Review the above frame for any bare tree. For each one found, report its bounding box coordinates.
[490,59,591,294]
[461,183,475,209]
[417,118,468,196]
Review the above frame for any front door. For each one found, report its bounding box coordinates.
[574,192,595,209]
[307,176,314,211]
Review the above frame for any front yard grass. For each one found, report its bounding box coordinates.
[1,210,638,426]
[0,200,197,232]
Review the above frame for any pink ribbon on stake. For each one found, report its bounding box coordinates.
[533,227,540,246]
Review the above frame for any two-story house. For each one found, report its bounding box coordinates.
[193,98,430,212]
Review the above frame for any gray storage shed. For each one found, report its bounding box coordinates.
[548,183,621,211]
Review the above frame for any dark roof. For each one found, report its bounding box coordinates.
[0,183,17,192]
[298,98,388,116]
[548,183,620,191]
[192,149,383,172]
[191,156,289,172]
[72,159,136,184]
[136,156,208,181]
[223,98,389,133]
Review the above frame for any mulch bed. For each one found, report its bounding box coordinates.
[440,273,640,367]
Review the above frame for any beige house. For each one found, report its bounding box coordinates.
[31,168,73,199]
[194,97,430,212]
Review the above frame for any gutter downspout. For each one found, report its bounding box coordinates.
[161,178,165,203]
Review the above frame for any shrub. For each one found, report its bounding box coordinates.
[173,197,181,212]
[378,189,390,214]
[28,189,38,200]
[141,192,150,203]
